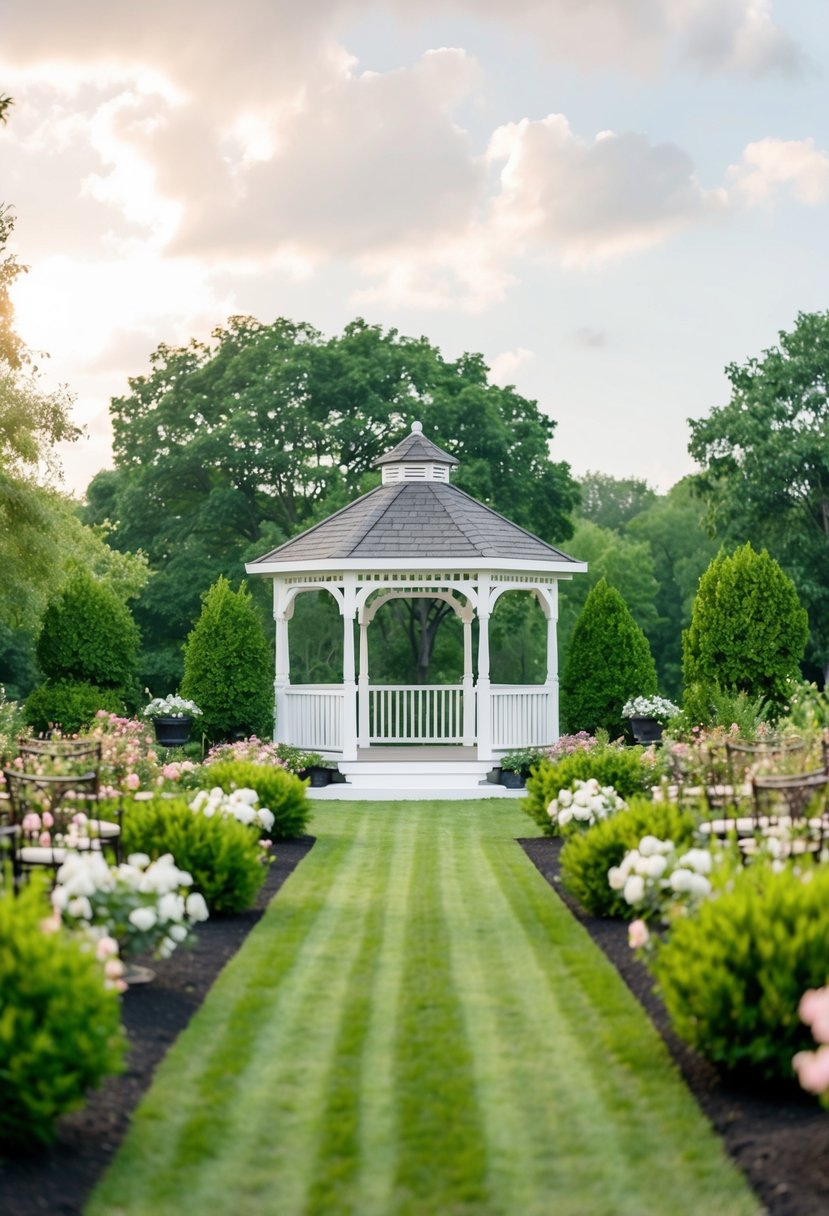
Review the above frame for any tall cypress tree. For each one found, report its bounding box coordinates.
[562,578,657,738]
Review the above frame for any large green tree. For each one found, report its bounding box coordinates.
[86,316,579,688]
[688,311,829,681]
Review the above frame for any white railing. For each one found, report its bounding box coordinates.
[284,686,344,751]
[490,686,555,750]
[369,685,464,744]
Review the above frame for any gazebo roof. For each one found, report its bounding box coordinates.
[247,422,583,574]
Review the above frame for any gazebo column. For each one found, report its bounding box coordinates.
[358,616,370,748]
[462,611,474,746]
[542,583,560,741]
[341,575,358,761]
[273,579,291,745]
[476,583,493,761]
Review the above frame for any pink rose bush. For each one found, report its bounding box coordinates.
[793,986,829,1101]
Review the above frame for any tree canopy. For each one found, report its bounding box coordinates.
[688,311,829,679]
[86,315,579,689]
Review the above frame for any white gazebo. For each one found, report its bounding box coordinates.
[245,423,586,798]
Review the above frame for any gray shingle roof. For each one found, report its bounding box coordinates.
[248,481,580,566]
[373,432,458,467]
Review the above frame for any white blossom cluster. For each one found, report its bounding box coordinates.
[143,694,201,720]
[547,778,627,831]
[622,695,681,721]
[189,786,275,833]
[52,850,209,961]
[608,836,713,917]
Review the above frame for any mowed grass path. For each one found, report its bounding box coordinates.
[88,802,759,1216]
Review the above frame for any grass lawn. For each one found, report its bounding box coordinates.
[87,801,759,1216]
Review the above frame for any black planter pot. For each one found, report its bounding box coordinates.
[153,716,193,748]
[301,766,332,788]
[629,716,664,745]
[500,770,527,789]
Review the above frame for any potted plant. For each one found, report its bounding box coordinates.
[142,694,202,748]
[296,751,334,788]
[499,748,541,788]
[622,695,680,745]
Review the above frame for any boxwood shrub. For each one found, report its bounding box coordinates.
[559,798,698,919]
[0,877,125,1148]
[203,760,310,839]
[524,747,658,835]
[122,797,267,914]
[650,862,829,1081]
[25,679,125,735]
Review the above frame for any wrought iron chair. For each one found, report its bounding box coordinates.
[3,768,111,883]
[14,737,121,861]
[698,737,807,844]
[742,769,829,859]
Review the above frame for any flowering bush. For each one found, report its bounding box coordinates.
[52,850,208,960]
[204,736,289,768]
[0,684,28,763]
[142,694,201,721]
[204,760,310,838]
[190,786,275,834]
[523,745,656,836]
[622,695,681,722]
[541,732,601,764]
[547,778,626,834]
[0,878,124,1148]
[608,836,714,922]
[122,797,269,913]
[793,986,829,1102]
[89,711,163,794]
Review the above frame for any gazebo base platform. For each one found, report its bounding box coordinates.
[305,746,526,801]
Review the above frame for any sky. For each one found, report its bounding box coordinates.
[2,0,828,499]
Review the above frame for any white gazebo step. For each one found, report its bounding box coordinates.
[339,759,494,778]
[306,783,525,801]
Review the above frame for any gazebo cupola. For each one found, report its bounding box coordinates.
[375,421,458,485]
[246,421,587,787]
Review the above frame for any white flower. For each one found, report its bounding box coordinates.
[558,789,573,808]
[639,836,673,857]
[158,892,185,923]
[677,848,713,875]
[186,892,209,922]
[258,809,275,832]
[67,896,93,921]
[687,873,712,897]
[168,923,189,943]
[129,906,158,932]
[558,807,573,827]
[127,852,151,869]
[608,866,625,890]
[668,868,694,893]
[623,875,646,905]
[643,854,668,879]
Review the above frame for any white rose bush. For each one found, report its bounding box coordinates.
[547,778,627,835]
[52,850,209,966]
[608,835,716,927]
[189,786,275,836]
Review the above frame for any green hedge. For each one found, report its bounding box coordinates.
[122,797,267,914]
[203,760,310,839]
[651,862,829,1080]
[25,679,125,735]
[0,878,125,1148]
[559,799,698,919]
[524,748,657,835]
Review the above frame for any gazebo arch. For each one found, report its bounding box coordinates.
[246,422,587,795]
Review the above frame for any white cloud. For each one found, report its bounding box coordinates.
[729,137,829,207]
[403,0,801,76]
[488,347,534,385]
[486,114,726,265]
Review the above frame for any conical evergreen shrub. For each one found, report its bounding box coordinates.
[562,578,657,739]
[181,577,273,742]
[682,542,808,716]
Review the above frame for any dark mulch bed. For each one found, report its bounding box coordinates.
[0,836,315,1216]
[520,836,829,1216]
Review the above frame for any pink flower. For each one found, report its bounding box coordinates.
[96,935,119,961]
[794,1046,829,1095]
[162,764,180,780]
[104,958,125,980]
[261,839,273,850]
[38,831,52,847]
[800,987,829,1045]
[39,912,61,934]
[42,811,54,828]
[628,919,650,950]
[21,813,41,833]
[125,772,141,790]
[12,756,23,769]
